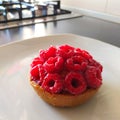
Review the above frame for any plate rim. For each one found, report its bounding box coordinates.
[0,33,119,49]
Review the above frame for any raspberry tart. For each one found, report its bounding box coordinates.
[30,45,103,107]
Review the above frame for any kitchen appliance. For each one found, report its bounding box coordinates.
[0,0,71,23]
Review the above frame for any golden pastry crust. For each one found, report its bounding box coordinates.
[30,80,99,107]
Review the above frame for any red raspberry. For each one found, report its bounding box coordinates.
[43,56,64,73]
[56,45,74,59]
[42,73,63,94]
[39,46,56,61]
[85,66,102,88]
[64,72,87,95]
[30,44,103,94]
[38,65,47,85]
[74,48,93,60]
[31,57,43,68]
[46,46,57,58]
[65,55,88,71]
[89,59,103,72]
[39,50,46,61]
[30,65,39,80]
[81,50,93,60]
[74,48,82,56]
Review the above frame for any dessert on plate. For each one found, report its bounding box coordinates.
[30,44,103,107]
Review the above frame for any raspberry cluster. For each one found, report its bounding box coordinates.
[30,45,103,95]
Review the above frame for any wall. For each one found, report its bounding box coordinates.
[106,0,120,16]
[61,0,120,17]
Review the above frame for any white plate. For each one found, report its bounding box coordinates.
[0,34,120,120]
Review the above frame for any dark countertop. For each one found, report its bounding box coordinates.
[0,16,120,48]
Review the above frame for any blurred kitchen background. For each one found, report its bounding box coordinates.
[0,0,120,47]
[0,0,70,22]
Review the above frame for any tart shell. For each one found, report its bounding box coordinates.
[30,80,99,107]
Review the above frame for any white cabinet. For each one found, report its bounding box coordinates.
[106,0,120,16]
[61,0,107,12]
[62,0,120,17]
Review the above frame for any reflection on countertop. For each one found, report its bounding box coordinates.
[0,16,120,48]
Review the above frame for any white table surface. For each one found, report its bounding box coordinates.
[0,34,120,120]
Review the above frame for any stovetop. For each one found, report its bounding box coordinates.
[0,2,71,21]
[0,1,70,22]
[0,1,82,29]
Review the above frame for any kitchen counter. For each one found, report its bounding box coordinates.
[0,15,120,48]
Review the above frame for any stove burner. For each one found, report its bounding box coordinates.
[0,0,71,23]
